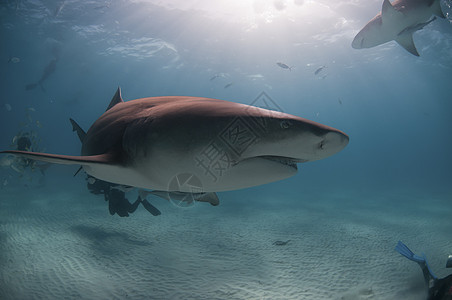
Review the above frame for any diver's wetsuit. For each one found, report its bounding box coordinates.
[17,136,31,151]
[396,241,452,300]
[16,136,33,167]
[106,188,141,217]
[87,176,142,217]
[429,274,452,300]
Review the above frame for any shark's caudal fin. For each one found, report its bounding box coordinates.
[0,150,114,166]
[106,87,124,111]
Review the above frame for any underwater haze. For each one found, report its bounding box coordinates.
[1,0,452,299]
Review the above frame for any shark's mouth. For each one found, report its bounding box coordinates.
[258,155,305,170]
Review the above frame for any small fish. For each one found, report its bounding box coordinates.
[28,107,36,112]
[276,62,292,71]
[2,178,8,187]
[36,121,43,128]
[8,57,20,63]
[25,58,58,92]
[210,74,220,81]
[54,0,66,17]
[224,83,233,89]
[210,73,226,81]
[87,177,96,185]
[338,99,342,105]
[273,240,291,246]
[314,65,326,75]
[94,2,110,10]
[5,104,12,111]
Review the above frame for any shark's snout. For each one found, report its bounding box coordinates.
[351,33,365,49]
[317,130,349,160]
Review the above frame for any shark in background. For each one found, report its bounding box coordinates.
[1,88,348,205]
[25,44,60,91]
[352,0,446,56]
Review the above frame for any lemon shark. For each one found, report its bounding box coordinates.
[352,0,445,56]
[0,88,348,199]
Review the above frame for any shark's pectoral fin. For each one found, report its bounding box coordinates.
[429,0,446,18]
[0,150,116,166]
[381,0,404,24]
[395,33,419,56]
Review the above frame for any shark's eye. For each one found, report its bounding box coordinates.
[319,141,324,150]
[280,120,291,129]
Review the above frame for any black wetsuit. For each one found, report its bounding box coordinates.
[17,136,31,151]
[429,274,452,300]
[105,188,141,217]
[87,177,141,217]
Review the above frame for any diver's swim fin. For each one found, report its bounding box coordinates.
[395,240,426,264]
[395,241,438,285]
[140,197,161,216]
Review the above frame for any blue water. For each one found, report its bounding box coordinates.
[1,1,452,299]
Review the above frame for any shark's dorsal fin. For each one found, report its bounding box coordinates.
[429,0,446,18]
[69,118,86,143]
[395,32,420,56]
[381,0,403,24]
[106,87,124,111]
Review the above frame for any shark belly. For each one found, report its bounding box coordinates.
[127,152,298,192]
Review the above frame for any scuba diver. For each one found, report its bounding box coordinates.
[13,131,49,174]
[396,241,452,300]
[70,118,161,217]
[85,175,161,217]
[1,130,49,186]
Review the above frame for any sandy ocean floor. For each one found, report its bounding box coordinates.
[0,175,451,300]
